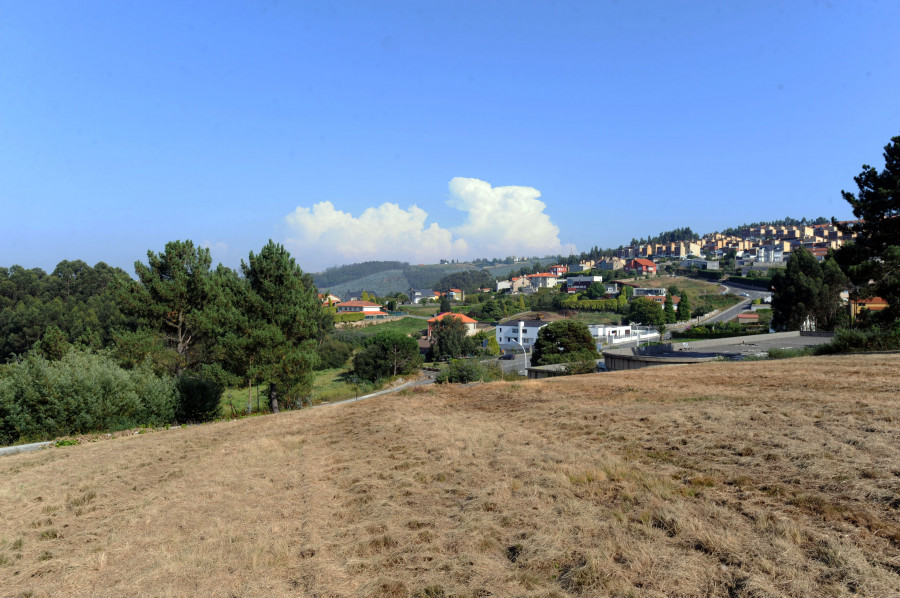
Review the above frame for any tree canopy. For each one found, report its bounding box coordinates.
[834,134,900,323]
[627,297,664,326]
[771,248,847,331]
[242,241,329,412]
[352,330,421,382]
[531,320,599,366]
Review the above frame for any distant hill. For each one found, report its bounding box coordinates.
[315,261,476,297]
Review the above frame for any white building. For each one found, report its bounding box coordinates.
[495,319,548,352]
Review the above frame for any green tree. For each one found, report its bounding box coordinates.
[352,330,421,381]
[431,315,472,359]
[663,294,676,323]
[627,297,663,326]
[676,293,691,322]
[584,282,607,300]
[439,295,452,313]
[531,320,599,366]
[516,296,527,312]
[242,241,329,412]
[834,134,900,323]
[118,240,217,376]
[770,248,847,331]
[487,335,501,356]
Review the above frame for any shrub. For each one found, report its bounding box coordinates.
[435,359,484,384]
[174,376,223,423]
[815,325,900,354]
[0,348,177,444]
[316,337,353,370]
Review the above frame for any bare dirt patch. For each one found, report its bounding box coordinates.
[1,354,899,596]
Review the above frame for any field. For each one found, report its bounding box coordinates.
[619,275,722,303]
[1,354,899,596]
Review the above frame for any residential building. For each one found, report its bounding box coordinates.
[318,293,341,307]
[495,319,548,352]
[448,288,465,301]
[549,264,568,276]
[408,288,434,304]
[624,258,657,275]
[526,273,560,289]
[680,259,719,270]
[336,300,388,320]
[598,257,625,271]
[565,275,604,294]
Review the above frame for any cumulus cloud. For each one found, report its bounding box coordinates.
[447,177,571,257]
[285,201,467,270]
[283,178,573,271]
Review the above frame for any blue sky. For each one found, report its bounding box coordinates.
[2,1,898,274]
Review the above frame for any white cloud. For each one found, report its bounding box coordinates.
[283,178,573,271]
[285,201,467,270]
[447,177,571,257]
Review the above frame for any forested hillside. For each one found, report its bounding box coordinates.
[312,261,407,288]
[315,261,475,296]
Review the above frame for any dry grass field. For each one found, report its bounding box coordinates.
[1,354,899,597]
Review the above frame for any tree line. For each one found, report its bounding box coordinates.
[0,240,330,444]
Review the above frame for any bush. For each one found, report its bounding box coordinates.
[316,337,353,370]
[0,348,177,444]
[334,312,365,323]
[435,359,484,384]
[815,325,900,354]
[175,376,223,423]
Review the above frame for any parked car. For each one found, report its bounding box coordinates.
[498,354,515,360]
[739,292,750,297]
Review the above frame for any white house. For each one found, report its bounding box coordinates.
[336,300,388,319]
[495,319,548,352]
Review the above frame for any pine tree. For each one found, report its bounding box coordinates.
[663,295,676,323]
[676,293,691,322]
[242,241,329,412]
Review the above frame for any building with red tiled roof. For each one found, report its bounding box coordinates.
[427,312,478,340]
[624,258,657,275]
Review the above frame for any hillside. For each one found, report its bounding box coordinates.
[2,355,899,596]
[317,263,475,297]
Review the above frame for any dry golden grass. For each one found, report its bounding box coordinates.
[1,354,899,597]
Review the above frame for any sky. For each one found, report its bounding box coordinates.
[2,1,899,275]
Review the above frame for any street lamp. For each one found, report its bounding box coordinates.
[516,341,529,371]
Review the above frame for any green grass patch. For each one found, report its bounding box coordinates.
[569,311,622,325]
[353,317,428,339]
[405,304,440,317]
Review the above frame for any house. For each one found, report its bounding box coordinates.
[506,276,533,294]
[680,259,719,270]
[495,319,549,352]
[577,260,596,272]
[495,279,512,292]
[526,273,559,289]
[318,293,341,307]
[850,297,889,320]
[633,288,666,298]
[343,291,366,302]
[565,275,604,294]
[336,300,388,320]
[448,288,465,301]
[408,288,434,304]
[427,312,478,340]
[624,258,657,275]
[598,257,625,271]
[549,264,568,276]
[736,312,759,324]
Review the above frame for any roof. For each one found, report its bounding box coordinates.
[526,273,557,278]
[497,319,549,328]
[449,288,462,293]
[337,300,381,308]
[428,312,478,324]
[628,258,657,268]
